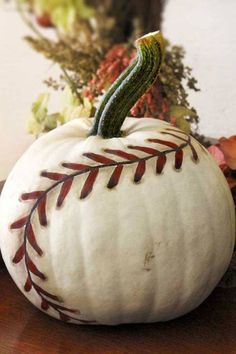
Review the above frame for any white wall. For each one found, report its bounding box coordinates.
[0,8,59,180]
[163,0,236,138]
[0,1,235,180]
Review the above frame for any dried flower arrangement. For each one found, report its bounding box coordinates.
[15,0,200,137]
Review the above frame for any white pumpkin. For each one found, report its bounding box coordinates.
[0,31,235,325]
[0,117,234,324]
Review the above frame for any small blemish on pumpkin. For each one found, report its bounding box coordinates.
[143,251,155,271]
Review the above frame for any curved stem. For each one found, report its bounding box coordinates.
[92,31,164,139]
[89,58,138,136]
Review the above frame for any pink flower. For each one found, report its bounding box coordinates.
[208,145,226,168]
[208,136,236,190]
[219,136,236,170]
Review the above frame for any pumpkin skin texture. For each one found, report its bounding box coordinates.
[0,117,235,325]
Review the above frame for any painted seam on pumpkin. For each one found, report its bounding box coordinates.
[10,201,96,323]
[11,216,94,323]
[10,130,196,323]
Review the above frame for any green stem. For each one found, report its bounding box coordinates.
[91,31,164,139]
[61,67,83,104]
[89,58,138,136]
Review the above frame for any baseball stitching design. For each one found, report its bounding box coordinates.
[10,128,199,323]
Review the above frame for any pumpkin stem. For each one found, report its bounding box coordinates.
[89,58,138,136]
[90,31,164,139]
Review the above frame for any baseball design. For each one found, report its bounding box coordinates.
[0,32,234,325]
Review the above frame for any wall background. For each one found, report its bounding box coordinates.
[163,0,236,137]
[0,0,235,180]
[0,8,59,181]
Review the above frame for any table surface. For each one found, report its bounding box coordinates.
[0,182,236,354]
[0,266,235,354]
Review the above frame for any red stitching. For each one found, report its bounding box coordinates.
[37,195,47,226]
[134,160,146,183]
[156,155,167,174]
[80,169,99,199]
[27,223,43,256]
[57,176,74,207]
[148,138,178,149]
[128,145,161,155]
[10,216,28,229]
[33,283,61,301]
[61,162,90,171]
[10,131,197,323]
[27,256,46,280]
[24,275,32,292]
[11,216,95,322]
[104,149,138,160]
[161,130,199,162]
[175,149,183,170]
[21,191,43,200]
[148,138,185,170]
[107,165,123,189]
[12,244,24,264]
[83,152,115,165]
[41,171,68,181]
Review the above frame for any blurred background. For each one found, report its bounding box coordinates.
[0,0,236,180]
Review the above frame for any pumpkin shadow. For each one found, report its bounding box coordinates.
[13,287,235,353]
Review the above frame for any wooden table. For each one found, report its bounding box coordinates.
[0,266,235,354]
[0,182,236,354]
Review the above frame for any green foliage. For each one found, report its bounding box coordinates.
[160,41,200,126]
[27,87,94,134]
[169,106,196,133]
[170,105,197,118]
[27,93,63,134]
[18,0,94,32]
